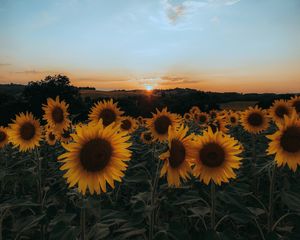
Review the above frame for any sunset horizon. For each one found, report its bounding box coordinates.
[1,0,300,93]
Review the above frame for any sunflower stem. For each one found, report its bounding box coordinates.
[251,134,258,194]
[267,164,276,233]
[210,181,216,230]
[149,143,160,240]
[35,147,44,240]
[80,196,86,240]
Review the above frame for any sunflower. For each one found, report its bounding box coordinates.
[269,99,292,124]
[137,116,144,126]
[43,96,71,133]
[88,99,123,127]
[196,112,210,126]
[147,108,181,142]
[120,116,138,134]
[289,96,300,115]
[183,113,192,121]
[58,121,132,195]
[190,127,242,185]
[45,128,57,146]
[190,106,200,115]
[240,106,270,134]
[160,125,193,187]
[227,112,239,127]
[209,116,229,133]
[0,127,9,149]
[8,112,42,152]
[140,131,153,144]
[209,110,218,119]
[267,112,300,171]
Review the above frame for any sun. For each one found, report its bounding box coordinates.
[145,84,153,91]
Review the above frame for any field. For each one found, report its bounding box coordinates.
[0,94,300,240]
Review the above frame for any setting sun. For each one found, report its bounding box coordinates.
[145,85,153,91]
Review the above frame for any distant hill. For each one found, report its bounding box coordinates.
[0,83,25,95]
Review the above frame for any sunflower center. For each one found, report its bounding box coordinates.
[49,132,55,141]
[143,132,152,141]
[52,107,64,123]
[199,115,207,123]
[275,106,288,118]
[211,112,217,118]
[230,117,236,123]
[0,131,6,142]
[292,100,300,113]
[99,108,116,126]
[280,126,300,153]
[248,113,263,126]
[200,143,225,168]
[80,138,113,172]
[154,116,172,135]
[169,139,186,168]
[121,119,131,130]
[20,122,36,140]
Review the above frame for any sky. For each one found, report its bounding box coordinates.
[0,0,300,93]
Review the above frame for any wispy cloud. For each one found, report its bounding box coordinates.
[161,0,241,26]
[0,63,11,67]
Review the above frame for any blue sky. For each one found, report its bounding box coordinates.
[0,0,300,92]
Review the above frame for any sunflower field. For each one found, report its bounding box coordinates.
[0,96,300,240]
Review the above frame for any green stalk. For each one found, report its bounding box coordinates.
[267,164,276,233]
[149,144,160,240]
[80,196,86,240]
[210,182,216,230]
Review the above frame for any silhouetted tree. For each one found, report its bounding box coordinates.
[22,75,84,118]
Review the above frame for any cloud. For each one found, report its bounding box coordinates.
[160,75,198,85]
[12,70,61,75]
[161,0,241,25]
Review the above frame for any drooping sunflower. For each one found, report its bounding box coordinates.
[196,112,210,126]
[269,99,292,124]
[209,116,229,133]
[160,125,193,187]
[45,128,57,146]
[267,112,300,171]
[120,116,138,134]
[8,112,42,152]
[88,99,124,127]
[240,106,270,134]
[227,111,240,127]
[190,127,242,185]
[289,96,300,115]
[0,127,9,148]
[140,131,153,144]
[43,96,71,133]
[147,108,181,142]
[58,121,132,195]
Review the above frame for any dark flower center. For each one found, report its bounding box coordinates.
[292,100,300,114]
[20,122,36,140]
[80,138,113,172]
[275,106,288,119]
[0,131,6,142]
[49,132,55,141]
[154,116,172,135]
[169,139,186,168]
[280,126,300,153]
[52,107,64,123]
[199,115,207,123]
[247,113,263,126]
[185,114,190,119]
[121,119,132,130]
[99,108,116,126]
[211,112,217,119]
[200,143,225,168]
[230,117,236,123]
[143,132,152,141]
